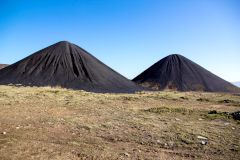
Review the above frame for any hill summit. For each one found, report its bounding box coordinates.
[133,54,240,92]
[0,41,143,93]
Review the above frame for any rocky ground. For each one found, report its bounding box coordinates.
[0,85,239,160]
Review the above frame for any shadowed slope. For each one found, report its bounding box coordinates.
[0,41,143,93]
[133,54,240,92]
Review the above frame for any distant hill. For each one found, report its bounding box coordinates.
[232,81,240,88]
[0,64,8,70]
[133,54,240,93]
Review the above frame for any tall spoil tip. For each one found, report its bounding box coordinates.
[0,41,144,93]
[133,54,240,93]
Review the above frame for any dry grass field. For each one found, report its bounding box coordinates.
[0,85,239,160]
[0,64,8,70]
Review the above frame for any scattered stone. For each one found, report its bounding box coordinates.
[232,111,240,120]
[198,118,203,121]
[26,116,30,120]
[212,119,231,125]
[16,127,20,129]
[201,141,207,145]
[224,122,231,125]
[197,136,208,140]
[2,132,6,135]
[60,118,65,121]
[48,122,54,125]
[122,153,130,157]
[232,127,235,130]
[167,141,174,147]
[157,140,161,144]
[175,118,180,121]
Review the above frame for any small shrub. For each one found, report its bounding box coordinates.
[196,98,209,102]
[208,110,217,114]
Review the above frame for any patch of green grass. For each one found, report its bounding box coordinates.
[144,106,194,115]
[218,99,240,107]
[203,110,232,121]
[144,107,239,124]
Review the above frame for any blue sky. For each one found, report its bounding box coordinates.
[0,0,239,81]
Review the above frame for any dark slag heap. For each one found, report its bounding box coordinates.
[0,41,143,93]
[133,54,240,92]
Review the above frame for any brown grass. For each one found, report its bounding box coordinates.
[0,85,239,160]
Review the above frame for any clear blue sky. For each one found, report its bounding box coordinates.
[0,0,239,82]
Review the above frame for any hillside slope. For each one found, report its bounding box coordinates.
[133,54,240,93]
[0,41,143,93]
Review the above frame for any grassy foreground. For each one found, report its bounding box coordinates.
[0,85,239,160]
